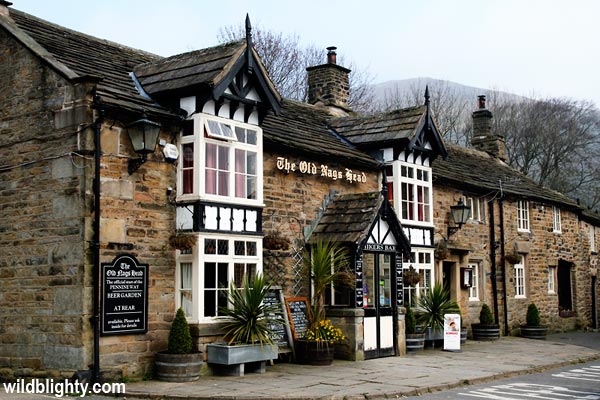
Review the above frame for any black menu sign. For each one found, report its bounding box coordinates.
[101,254,148,335]
[285,297,311,339]
[395,252,403,306]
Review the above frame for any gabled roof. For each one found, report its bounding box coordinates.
[262,99,380,169]
[133,38,281,114]
[329,101,447,160]
[5,9,176,118]
[309,192,410,256]
[433,143,580,209]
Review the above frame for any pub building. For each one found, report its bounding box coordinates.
[1,2,599,380]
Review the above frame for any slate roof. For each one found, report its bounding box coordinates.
[329,106,427,146]
[6,9,176,118]
[309,192,385,245]
[433,143,580,209]
[262,99,380,169]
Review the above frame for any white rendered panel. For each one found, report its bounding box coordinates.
[380,316,394,348]
[220,207,231,231]
[202,100,215,115]
[176,206,194,230]
[205,206,218,230]
[232,208,245,232]
[364,317,377,351]
[246,210,257,232]
[180,96,195,116]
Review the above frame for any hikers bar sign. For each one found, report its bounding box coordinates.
[101,254,148,335]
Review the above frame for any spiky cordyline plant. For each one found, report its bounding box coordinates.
[219,273,284,346]
[416,283,460,331]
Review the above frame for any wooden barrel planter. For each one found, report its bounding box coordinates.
[406,333,426,353]
[460,329,467,344]
[155,352,203,382]
[471,324,500,341]
[295,340,334,365]
[520,325,548,340]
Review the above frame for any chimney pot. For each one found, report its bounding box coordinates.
[0,0,12,16]
[326,46,337,65]
[477,95,486,109]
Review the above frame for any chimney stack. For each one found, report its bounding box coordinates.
[471,95,507,162]
[0,1,12,17]
[306,46,352,116]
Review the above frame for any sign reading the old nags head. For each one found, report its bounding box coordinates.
[101,254,148,336]
[276,157,367,184]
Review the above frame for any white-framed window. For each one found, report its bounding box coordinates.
[402,249,434,306]
[463,196,484,222]
[514,255,526,298]
[175,234,262,322]
[468,262,480,301]
[393,162,433,226]
[548,266,556,294]
[552,206,561,233]
[517,200,530,232]
[589,225,596,253]
[178,114,262,205]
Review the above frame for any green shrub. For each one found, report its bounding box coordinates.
[479,304,494,325]
[526,303,541,326]
[405,305,417,334]
[416,283,460,330]
[168,308,193,354]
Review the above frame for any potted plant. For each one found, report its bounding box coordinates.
[295,240,351,365]
[168,231,196,250]
[155,308,203,382]
[206,273,284,376]
[520,303,548,340]
[405,304,425,353]
[415,283,460,348]
[404,266,421,287]
[471,303,500,340]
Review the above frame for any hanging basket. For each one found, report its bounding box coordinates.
[434,241,449,260]
[169,233,196,250]
[505,251,521,265]
[403,266,421,287]
[263,233,290,251]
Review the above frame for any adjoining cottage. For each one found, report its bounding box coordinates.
[0,2,598,381]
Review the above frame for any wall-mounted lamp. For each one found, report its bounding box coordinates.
[126,113,161,174]
[447,199,471,238]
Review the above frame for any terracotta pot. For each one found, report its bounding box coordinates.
[294,339,334,365]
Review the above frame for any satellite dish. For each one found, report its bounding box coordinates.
[163,143,179,163]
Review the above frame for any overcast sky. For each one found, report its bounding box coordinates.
[12,0,600,108]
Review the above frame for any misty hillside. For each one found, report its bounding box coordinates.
[370,77,525,109]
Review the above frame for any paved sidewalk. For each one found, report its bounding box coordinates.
[124,332,600,400]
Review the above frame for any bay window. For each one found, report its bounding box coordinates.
[178,114,262,205]
[393,162,432,225]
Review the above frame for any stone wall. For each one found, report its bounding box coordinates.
[0,28,92,379]
[262,148,379,299]
[433,183,595,334]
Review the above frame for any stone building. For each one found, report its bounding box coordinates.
[1,2,598,381]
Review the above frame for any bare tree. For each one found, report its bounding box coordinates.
[217,24,375,112]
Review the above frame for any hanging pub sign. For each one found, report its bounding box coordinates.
[101,254,148,336]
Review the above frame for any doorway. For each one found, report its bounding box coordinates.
[362,252,395,359]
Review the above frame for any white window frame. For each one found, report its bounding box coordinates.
[177,113,263,206]
[403,249,434,306]
[468,261,480,301]
[175,234,263,322]
[591,225,596,253]
[548,266,556,294]
[552,206,561,233]
[463,196,483,222]
[514,255,526,298]
[394,161,433,227]
[517,200,530,232]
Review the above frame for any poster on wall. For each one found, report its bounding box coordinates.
[101,254,148,336]
[443,313,461,352]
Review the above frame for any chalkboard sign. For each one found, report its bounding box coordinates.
[263,286,292,349]
[285,297,311,340]
[101,254,148,336]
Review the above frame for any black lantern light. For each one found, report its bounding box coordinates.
[447,199,471,237]
[126,113,161,174]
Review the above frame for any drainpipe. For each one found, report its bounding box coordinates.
[92,105,103,383]
[499,198,509,336]
[488,201,499,326]
[592,270,598,330]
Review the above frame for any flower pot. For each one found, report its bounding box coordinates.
[406,333,426,353]
[294,339,335,365]
[520,325,548,340]
[471,323,500,341]
[424,326,444,348]
[155,351,202,382]
[460,329,467,344]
